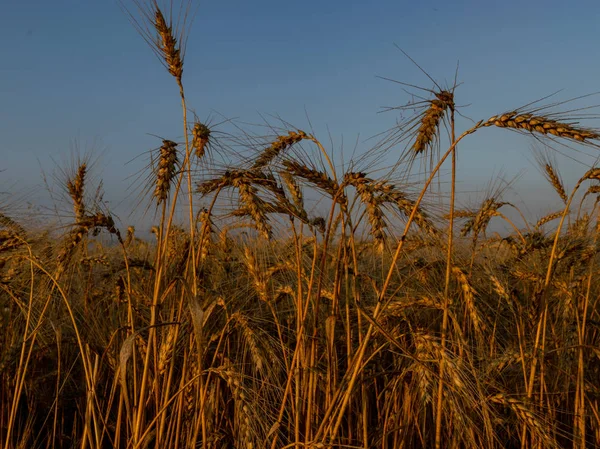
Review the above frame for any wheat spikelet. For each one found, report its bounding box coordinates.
[385,296,445,316]
[243,246,268,302]
[413,333,435,404]
[568,213,590,237]
[192,121,211,159]
[197,208,213,263]
[157,325,177,376]
[184,353,200,417]
[199,170,273,238]
[489,394,556,447]
[80,255,109,268]
[254,172,310,223]
[486,351,524,373]
[582,184,600,205]
[154,140,179,204]
[423,335,467,391]
[452,266,483,333]
[413,91,454,154]
[252,130,307,170]
[461,198,506,241]
[86,211,121,239]
[236,178,272,239]
[57,212,121,268]
[274,284,294,303]
[166,225,190,263]
[153,7,183,81]
[212,364,256,447]
[533,147,569,204]
[114,277,126,303]
[581,167,600,181]
[344,172,387,251]
[543,163,568,203]
[534,211,563,229]
[282,160,338,197]
[67,162,86,221]
[483,112,600,142]
[124,225,135,247]
[230,313,265,375]
[197,176,225,195]
[57,227,87,267]
[386,189,438,236]
[444,209,476,219]
[280,171,308,221]
[136,334,148,362]
[490,275,510,301]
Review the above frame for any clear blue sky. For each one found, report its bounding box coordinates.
[2,0,600,229]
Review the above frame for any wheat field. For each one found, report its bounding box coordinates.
[1,2,600,448]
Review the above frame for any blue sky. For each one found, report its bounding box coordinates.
[2,0,600,229]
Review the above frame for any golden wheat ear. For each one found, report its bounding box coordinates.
[484,94,600,145]
[67,163,87,221]
[532,145,568,204]
[413,91,454,155]
[192,121,211,159]
[121,0,194,83]
[153,139,179,204]
[252,130,308,171]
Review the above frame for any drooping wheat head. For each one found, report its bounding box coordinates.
[252,130,307,171]
[534,211,563,230]
[384,188,438,236]
[280,171,308,221]
[343,172,387,251]
[461,198,507,243]
[282,160,347,212]
[483,111,600,143]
